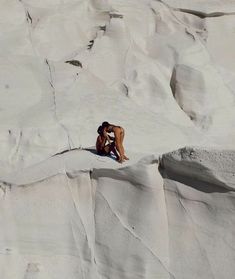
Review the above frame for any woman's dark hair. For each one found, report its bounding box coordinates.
[102,121,110,128]
[97,126,104,135]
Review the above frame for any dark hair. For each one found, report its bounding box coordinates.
[102,121,110,128]
[97,126,104,135]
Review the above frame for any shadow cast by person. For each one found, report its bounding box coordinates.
[84,147,118,162]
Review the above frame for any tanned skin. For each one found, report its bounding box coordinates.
[96,130,119,160]
[102,123,129,163]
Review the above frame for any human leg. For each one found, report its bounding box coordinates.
[103,144,112,155]
[115,132,124,163]
[110,142,119,161]
[120,129,129,160]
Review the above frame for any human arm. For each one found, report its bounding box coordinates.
[103,131,112,144]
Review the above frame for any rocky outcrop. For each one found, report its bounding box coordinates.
[1,148,235,278]
[161,146,235,190]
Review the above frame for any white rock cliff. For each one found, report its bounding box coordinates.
[1,0,235,278]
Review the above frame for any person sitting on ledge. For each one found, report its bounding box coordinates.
[96,126,119,161]
[101,121,129,163]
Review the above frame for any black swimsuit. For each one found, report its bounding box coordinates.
[97,149,109,156]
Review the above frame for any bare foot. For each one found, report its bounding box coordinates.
[124,155,129,160]
[118,157,124,163]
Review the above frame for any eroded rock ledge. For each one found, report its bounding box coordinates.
[0,147,235,278]
[160,146,235,190]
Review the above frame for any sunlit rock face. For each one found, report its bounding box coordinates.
[1,0,235,278]
[1,0,235,168]
[161,147,235,279]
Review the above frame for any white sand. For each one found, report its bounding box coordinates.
[1,0,235,278]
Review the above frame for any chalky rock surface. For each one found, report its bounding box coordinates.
[161,148,235,279]
[161,147,235,190]
[1,0,235,278]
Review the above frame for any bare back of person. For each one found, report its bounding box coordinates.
[96,135,109,155]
